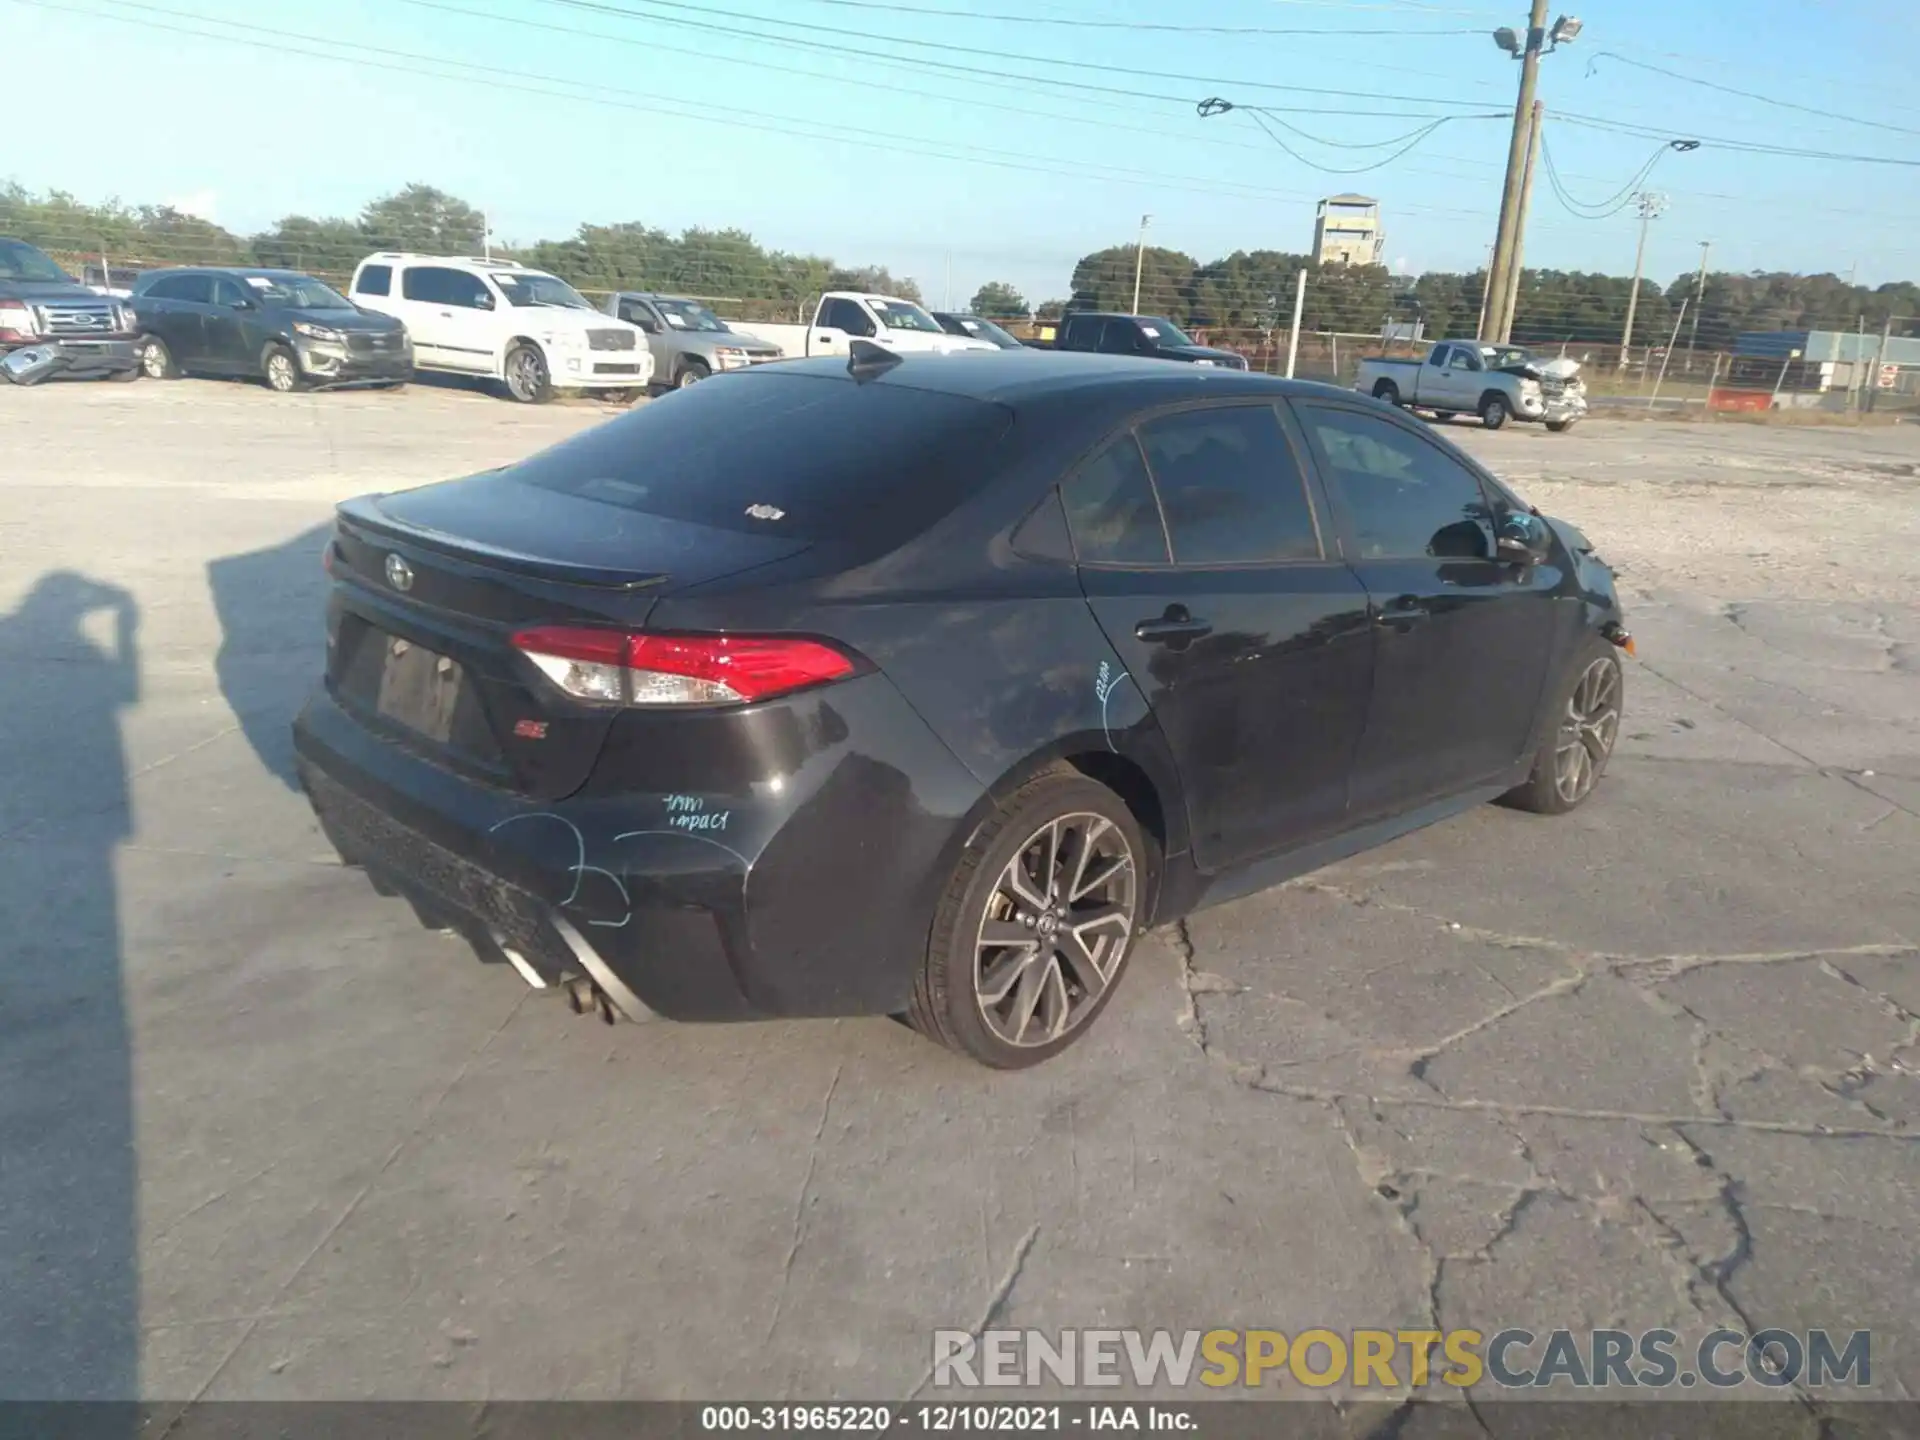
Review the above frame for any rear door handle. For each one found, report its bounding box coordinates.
[1135,608,1213,645]
[1375,598,1430,631]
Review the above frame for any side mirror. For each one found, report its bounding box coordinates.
[230,296,256,311]
[1495,513,1551,565]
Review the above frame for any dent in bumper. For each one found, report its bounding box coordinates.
[291,673,984,1022]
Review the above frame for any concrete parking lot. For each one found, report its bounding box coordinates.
[2,376,1917,1419]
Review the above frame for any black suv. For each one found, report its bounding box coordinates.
[1056,312,1248,369]
[131,267,411,392]
[0,237,141,383]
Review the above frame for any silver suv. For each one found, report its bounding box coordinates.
[601,292,782,390]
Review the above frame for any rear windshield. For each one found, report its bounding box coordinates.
[509,370,1014,543]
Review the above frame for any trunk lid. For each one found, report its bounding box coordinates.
[326,470,811,799]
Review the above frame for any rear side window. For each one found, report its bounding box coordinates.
[168,274,214,304]
[402,266,481,305]
[1136,405,1321,564]
[141,275,188,300]
[1061,436,1170,566]
[356,264,392,296]
[509,371,1012,544]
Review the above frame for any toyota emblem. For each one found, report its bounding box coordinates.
[384,554,414,592]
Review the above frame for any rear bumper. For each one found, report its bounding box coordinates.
[291,674,984,1022]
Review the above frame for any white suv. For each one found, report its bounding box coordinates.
[346,253,653,403]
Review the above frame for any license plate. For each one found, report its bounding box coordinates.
[376,636,462,743]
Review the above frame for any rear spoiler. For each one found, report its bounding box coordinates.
[336,494,670,592]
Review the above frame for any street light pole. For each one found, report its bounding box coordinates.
[1482,0,1553,343]
[1618,191,1666,372]
[1131,214,1152,314]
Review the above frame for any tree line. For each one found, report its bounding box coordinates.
[5,180,1914,347]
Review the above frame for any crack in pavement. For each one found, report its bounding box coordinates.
[904,1224,1040,1402]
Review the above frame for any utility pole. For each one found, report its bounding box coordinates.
[1482,0,1553,344]
[1473,243,1494,341]
[1866,314,1893,414]
[1618,191,1666,372]
[1498,100,1544,343]
[1687,240,1709,371]
[1131,214,1152,314]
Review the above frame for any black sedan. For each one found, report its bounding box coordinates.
[292,349,1630,1068]
[131,267,411,391]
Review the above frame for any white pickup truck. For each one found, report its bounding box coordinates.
[735,292,998,360]
[1355,339,1588,432]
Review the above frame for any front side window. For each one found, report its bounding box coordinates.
[820,298,875,336]
[355,264,393,297]
[1136,405,1321,565]
[1060,436,1170,566]
[210,277,252,308]
[1295,405,1494,561]
[1097,319,1138,355]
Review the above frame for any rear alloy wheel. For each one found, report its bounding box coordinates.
[1480,393,1510,430]
[910,769,1146,1068]
[139,336,178,379]
[676,358,710,389]
[263,343,305,393]
[1500,635,1624,815]
[504,342,553,404]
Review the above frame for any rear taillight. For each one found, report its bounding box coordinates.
[511,627,857,706]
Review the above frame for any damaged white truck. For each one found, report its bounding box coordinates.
[1355,339,1588,432]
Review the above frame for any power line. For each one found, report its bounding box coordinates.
[728,0,1483,35]
[1540,135,1673,219]
[533,0,1495,106]
[1555,111,1920,167]
[1584,51,1920,140]
[11,0,1453,211]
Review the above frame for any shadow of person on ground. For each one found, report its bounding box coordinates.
[0,571,141,1401]
[206,523,332,791]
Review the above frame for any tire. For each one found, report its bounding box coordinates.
[675,358,710,389]
[262,343,305,393]
[1499,634,1625,815]
[908,767,1149,1069]
[1479,392,1510,430]
[138,335,178,380]
[503,342,553,404]
[1546,418,1575,433]
[1372,379,1401,406]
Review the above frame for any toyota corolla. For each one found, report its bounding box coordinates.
[292,346,1631,1068]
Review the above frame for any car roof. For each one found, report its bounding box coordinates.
[751,350,1340,407]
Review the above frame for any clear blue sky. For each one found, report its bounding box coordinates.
[7,0,1918,307]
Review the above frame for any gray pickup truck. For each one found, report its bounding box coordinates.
[599,291,782,390]
[0,236,141,384]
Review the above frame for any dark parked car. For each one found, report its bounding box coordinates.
[0,236,141,383]
[131,267,411,391]
[292,350,1630,1068]
[931,312,1028,350]
[1051,312,1249,369]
